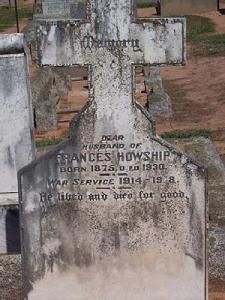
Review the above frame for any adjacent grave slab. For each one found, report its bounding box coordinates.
[42,0,86,19]
[19,1,206,299]
[0,34,35,255]
[183,137,225,280]
[144,66,172,117]
[0,34,35,195]
[161,0,217,16]
[209,227,225,280]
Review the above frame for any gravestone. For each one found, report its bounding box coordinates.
[19,1,207,299]
[144,66,172,117]
[183,137,225,280]
[0,34,35,254]
[42,0,86,19]
[161,0,217,16]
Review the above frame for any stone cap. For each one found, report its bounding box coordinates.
[0,193,18,206]
[0,33,24,55]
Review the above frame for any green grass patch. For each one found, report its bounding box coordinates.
[36,138,64,149]
[192,33,225,56]
[0,6,32,31]
[186,15,225,56]
[137,2,156,8]
[160,128,211,139]
[186,15,216,42]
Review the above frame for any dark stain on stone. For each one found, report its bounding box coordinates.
[188,192,204,271]
[7,146,14,167]
[185,251,203,271]
[112,224,120,250]
[74,246,92,267]
[151,202,161,227]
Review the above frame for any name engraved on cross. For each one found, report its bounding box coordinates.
[19,1,206,300]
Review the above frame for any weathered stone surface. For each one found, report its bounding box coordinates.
[148,91,172,115]
[20,132,207,300]
[22,21,39,63]
[42,0,73,16]
[31,66,87,131]
[31,68,59,131]
[0,255,22,300]
[144,66,172,117]
[0,34,35,194]
[161,0,217,16]
[0,34,35,257]
[0,34,24,54]
[42,0,86,19]
[144,66,163,93]
[37,20,185,67]
[19,1,206,299]
[209,227,225,280]
[182,137,225,280]
[0,208,7,254]
[184,137,225,225]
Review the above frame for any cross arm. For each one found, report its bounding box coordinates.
[130,18,186,66]
[37,20,91,66]
[37,17,186,67]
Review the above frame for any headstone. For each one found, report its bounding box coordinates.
[161,0,217,16]
[31,68,59,131]
[182,137,225,280]
[144,66,172,117]
[0,34,35,254]
[19,1,207,299]
[42,0,86,19]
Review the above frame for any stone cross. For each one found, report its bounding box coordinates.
[19,1,206,300]
[38,0,185,131]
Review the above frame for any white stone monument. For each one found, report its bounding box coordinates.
[19,1,207,299]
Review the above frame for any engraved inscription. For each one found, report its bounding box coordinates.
[81,34,140,50]
[38,134,191,213]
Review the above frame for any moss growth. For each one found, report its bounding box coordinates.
[186,15,216,42]
[192,34,225,56]
[36,138,64,149]
[186,15,225,56]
